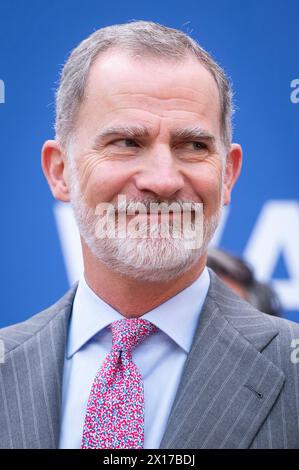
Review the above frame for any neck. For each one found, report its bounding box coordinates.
[82,242,207,318]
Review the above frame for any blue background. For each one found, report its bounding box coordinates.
[0,0,298,327]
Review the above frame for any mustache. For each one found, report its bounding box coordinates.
[106,198,203,215]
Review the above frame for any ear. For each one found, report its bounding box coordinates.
[223,143,242,205]
[41,140,70,202]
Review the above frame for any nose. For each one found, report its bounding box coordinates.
[134,145,185,198]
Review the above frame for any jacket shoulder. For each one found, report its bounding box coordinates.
[0,283,78,355]
[207,268,299,351]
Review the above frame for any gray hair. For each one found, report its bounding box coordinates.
[55,20,234,151]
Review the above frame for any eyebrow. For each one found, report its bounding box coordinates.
[173,126,216,145]
[92,125,152,148]
[92,124,216,147]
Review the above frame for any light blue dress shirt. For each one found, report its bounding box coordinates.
[59,267,210,449]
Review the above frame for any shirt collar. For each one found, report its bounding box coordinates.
[67,267,210,359]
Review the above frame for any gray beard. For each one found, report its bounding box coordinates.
[69,189,222,283]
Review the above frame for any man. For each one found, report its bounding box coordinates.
[207,247,283,316]
[0,21,298,449]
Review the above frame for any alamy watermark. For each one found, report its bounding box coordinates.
[94,195,204,249]
[290,79,299,104]
[290,339,299,364]
[0,79,5,104]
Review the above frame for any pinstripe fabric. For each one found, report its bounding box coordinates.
[0,271,299,448]
[0,286,76,448]
[160,271,299,448]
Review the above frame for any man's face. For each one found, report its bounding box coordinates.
[66,51,239,281]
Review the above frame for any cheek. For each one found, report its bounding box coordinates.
[80,161,131,208]
[189,165,223,211]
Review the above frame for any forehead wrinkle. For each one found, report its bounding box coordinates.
[108,90,214,113]
[111,90,208,104]
[97,106,210,124]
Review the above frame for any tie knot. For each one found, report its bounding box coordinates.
[110,318,157,353]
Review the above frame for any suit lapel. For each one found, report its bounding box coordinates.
[0,285,77,448]
[160,271,285,449]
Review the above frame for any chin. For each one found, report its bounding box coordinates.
[87,235,206,282]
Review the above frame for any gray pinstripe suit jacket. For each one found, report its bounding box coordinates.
[0,270,299,449]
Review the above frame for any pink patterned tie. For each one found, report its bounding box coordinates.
[81,318,157,449]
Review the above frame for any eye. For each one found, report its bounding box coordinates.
[189,141,208,151]
[113,138,138,148]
